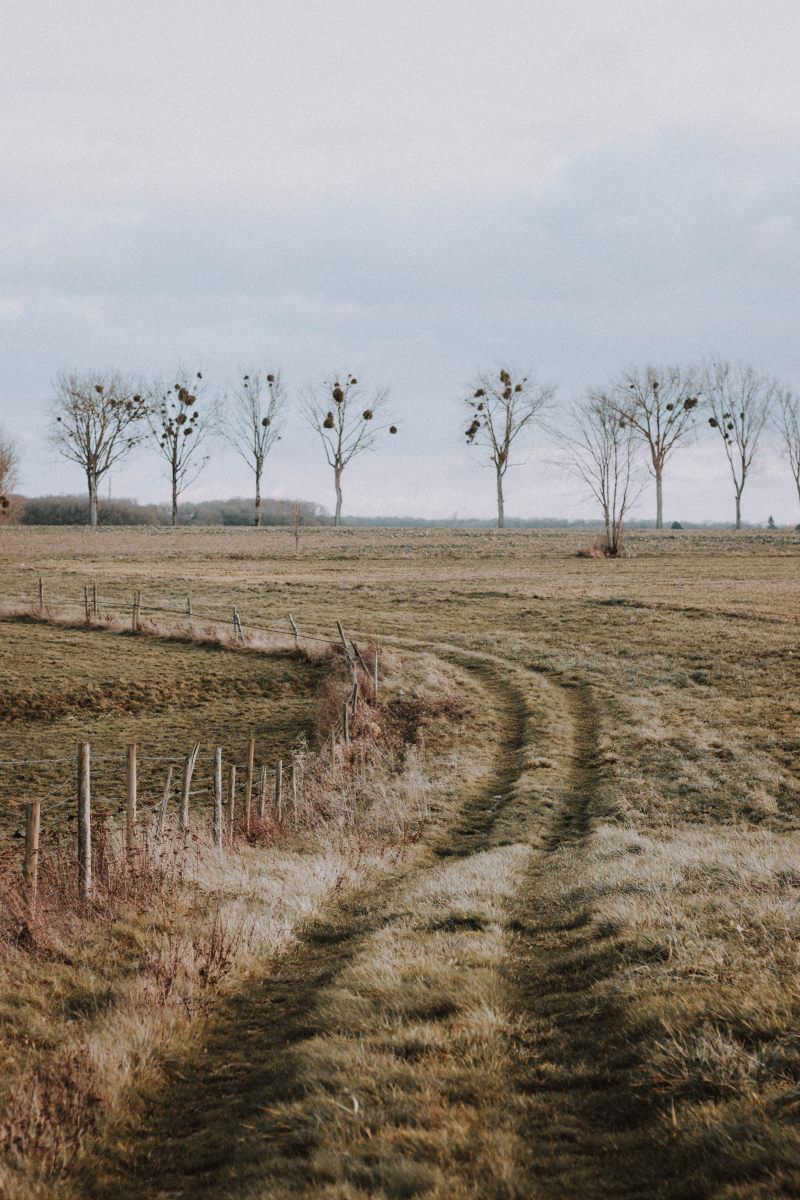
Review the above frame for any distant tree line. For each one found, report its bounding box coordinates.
[16,495,328,527]
[1,356,799,551]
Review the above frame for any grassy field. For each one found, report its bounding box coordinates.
[1,525,799,1198]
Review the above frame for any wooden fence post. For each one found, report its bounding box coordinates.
[84,584,90,622]
[126,743,137,859]
[213,748,223,850]
[92,582,98,620]
[336,621,354,665]
[180,743,200,831]
[227,765,236,842]
[24,800,41,904]
[350,639,371,680]
[187,596,193,632]
[38,576,44,616]
[289,613,299,646]
[157,766,172,841]
[275,759,283,823]
[244,737,255,834]
[233,607,245,643]
[258,764,268,818]
[343,702,350,747]
[78,742,91,898]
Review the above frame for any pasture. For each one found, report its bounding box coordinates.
[1,524,799,1199]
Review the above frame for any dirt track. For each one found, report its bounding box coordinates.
[80,649,683,1199]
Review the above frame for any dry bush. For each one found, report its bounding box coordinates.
[577,536,627,558]
[0,1044,100,1175]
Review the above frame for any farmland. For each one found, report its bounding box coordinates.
[1,525,800,1198]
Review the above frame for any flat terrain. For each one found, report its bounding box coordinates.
[0,620,327,827]
[1,525,800,1198]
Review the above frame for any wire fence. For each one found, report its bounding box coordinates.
[3,577,344,646]
[0,588,379,903]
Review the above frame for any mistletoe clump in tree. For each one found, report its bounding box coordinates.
[303,374,396,525]
[464,367,553,528]
[149,371,214,525]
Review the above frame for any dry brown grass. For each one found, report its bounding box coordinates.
[1,526,800,1196]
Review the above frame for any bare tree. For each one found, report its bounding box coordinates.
[302,374,396,525]
[703,360,777,529]
[776,387,800,517]
[464,367,553,528]
[562,390,643,556]
[0,427,19,522]
[148,371,214,526]
[608,365,700,528]
[222,370,284,526]
[49,371,147,526]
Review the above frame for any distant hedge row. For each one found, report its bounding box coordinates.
[15,496,330,527]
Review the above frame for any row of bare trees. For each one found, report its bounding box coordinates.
[1,358,798,539]
[45,371,397,527]
[463,359,800,548]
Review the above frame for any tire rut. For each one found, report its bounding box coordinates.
[82,654,532,1200]
[538,676,601,852]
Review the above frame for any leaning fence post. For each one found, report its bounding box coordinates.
[288,613,300,646]
[24,800,41,904]
[343,702,350,747]
[126,743,137,859]
[180,743,200,831]
[275,759,283,823]
[226,765,237,841]
[78,742,91,897]
[213,748,224,851]
[244,736,255,834]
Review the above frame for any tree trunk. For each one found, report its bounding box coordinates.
[655,467,663,530]
[87,472,98,527]
[496,469,505,529]
[254,467,261,528]
[172,468,178,527]
[334,469,343,527]
[735,490,742,530]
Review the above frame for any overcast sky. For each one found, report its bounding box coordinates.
[2,0,800,523]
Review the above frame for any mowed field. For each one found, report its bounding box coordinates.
[1,524,800,1199]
